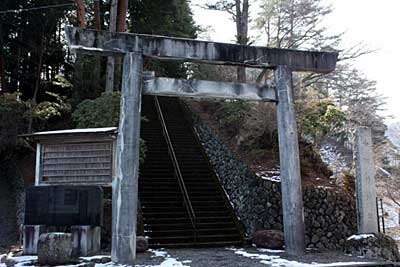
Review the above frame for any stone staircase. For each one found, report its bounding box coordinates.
[139,95,243,247]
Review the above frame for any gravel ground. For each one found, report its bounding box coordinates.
[132,246,388,267]
[1,247,391,267]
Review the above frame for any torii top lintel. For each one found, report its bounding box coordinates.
[65,26,338,74]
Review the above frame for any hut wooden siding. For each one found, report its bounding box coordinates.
[41,142,113,184]
[23,128,117,185]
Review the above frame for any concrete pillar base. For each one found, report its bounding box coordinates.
[23,225,46,255]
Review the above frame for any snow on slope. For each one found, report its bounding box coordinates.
[386,122,400,150]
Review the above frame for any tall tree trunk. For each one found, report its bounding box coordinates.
[114,0,128,92]
[75,0,86,28]
[235,0,249,83]
[105,0,118,93]
[0,22,6,93]
[0,56,5,93]
[32,39,44,105]
[116,0,128,32]
[94,0,101,30]
[28,38,45,133]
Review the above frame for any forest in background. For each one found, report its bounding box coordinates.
[0,0,398,195]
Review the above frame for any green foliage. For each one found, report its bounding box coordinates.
[72,92,146,163]
[129,0,198,78]
[298,98,346,142]
[222,100,250,124]
[73,92,121,128]
[0,93,29,155]
[129,0,198,39]
[72,55,105,108]
[220,100,251,136]
[33,91,71,127]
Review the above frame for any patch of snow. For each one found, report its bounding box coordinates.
[71,45,109,52]
[80,255,110,261]
[27,127,117,136]
[257,248,285,253]
[146,249,190,267]
[378,167,392,177]
[347,234,375,241]
[381,198,399,228]
[319,143,349,185]
[148,249,169,258]
[0,255,38,267]
[156,258,190,267]
[256,168,281,183]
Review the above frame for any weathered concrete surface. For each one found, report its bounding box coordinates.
[65,26,338,73]
[37,233,77,265]
[275,65,305,256]
[71,226,101,256]
[355,127,378,234]
[143,77,276,102]
[23,225,46,255]
[111,52,143,263]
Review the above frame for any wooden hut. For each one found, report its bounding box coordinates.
[22,127,117,186]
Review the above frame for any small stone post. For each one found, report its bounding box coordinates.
[71,226,101,256]
[355,127,378,234]
[23,225,46,255]
[275,65,306,256]
[111,51,143,263]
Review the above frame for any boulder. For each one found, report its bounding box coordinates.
[252,229,284,249]
[136,236,149,253]
[37,233,78,265]
[345,233,400,261]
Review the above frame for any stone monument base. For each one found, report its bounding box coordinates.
[345,233,400,261]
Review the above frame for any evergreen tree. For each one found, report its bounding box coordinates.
[129,0,198,78]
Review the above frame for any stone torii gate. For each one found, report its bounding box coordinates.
[65,26,338,263]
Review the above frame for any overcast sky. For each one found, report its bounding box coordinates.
[191,0,400,123]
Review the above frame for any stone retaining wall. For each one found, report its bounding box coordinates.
[191,116,357,250]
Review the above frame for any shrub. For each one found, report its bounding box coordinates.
[0,93,30,155]
[72,92,121,128]
[72,92,146,163]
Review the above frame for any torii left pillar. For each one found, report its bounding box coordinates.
[112,51,143,263]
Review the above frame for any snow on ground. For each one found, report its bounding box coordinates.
[228,248,381,267]
[0,255,37,267]
[1,248,390,267]
[347,234,375,241]
[0,249,190,267]
[256,168,281,182]
[257,248,285,254]
[91,248,190,267]
[319,144,349,185]
[381,197,399,228]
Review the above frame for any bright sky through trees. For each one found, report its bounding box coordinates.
[191,0,400,122]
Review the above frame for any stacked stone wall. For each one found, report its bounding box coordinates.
[192,117,357,250]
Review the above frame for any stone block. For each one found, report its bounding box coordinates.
[252,229,284,249]
[37,233,78,265]
[136,236,149,253]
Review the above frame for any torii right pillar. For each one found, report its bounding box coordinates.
[354,127,378,234]
[275,65,306,256]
